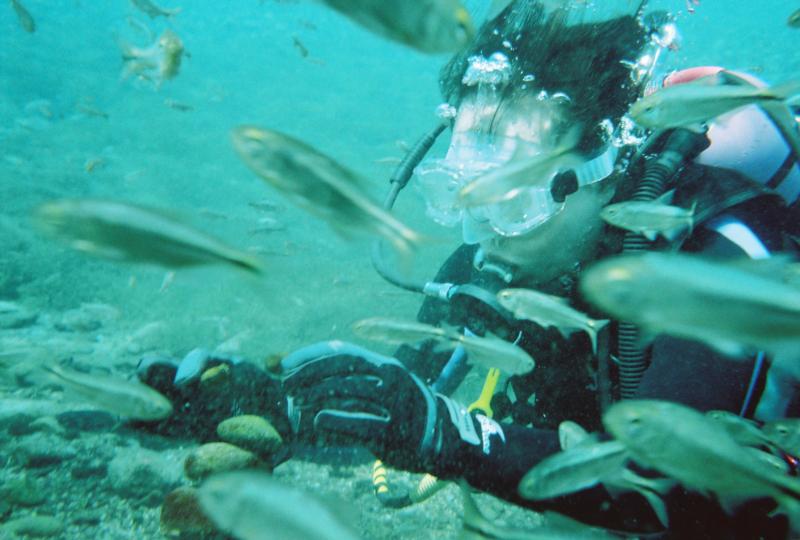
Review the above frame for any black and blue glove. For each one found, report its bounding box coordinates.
[281,341,504,474]
[135,349,291,457]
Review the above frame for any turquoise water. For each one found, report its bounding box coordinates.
[2,1,799,538]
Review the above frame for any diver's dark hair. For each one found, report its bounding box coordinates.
[439,0,649,151]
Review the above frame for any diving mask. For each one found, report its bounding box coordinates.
[413,133,618,243]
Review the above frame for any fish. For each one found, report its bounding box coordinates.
[130,0,181,19]
[249,199,284,213]
[248,216,286,234]
[600,190,695,242]
[763,419,800,456]
[496,288,608,354]
[789,8,800,28]
[605,401,800,524]
[353,317,534,375]
[291,35,309,58]
[353,317,449,343]
[460,482,620,540]
[580,252,800,367]
[197,470,359,540]
[705,410,775,449]
[519,440,629,500]
[521,430,674,527]
[458,128,584,207]
[317,0,474,54]
[10,0,35,32]
[33,199,262,274]
[38,363,173,421]
[455,332,535,375]
[231,125,423,257]
[629,75,800,129]
[164,98,193,111]
[120,28,184,86]
[558,420,595,450]
[518,435,675,527]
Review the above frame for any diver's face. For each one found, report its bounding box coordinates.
[481,181,614,285]
[451,96,615,284]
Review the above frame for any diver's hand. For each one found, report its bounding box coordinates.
[281,341,496,473]
[135,350,291,464]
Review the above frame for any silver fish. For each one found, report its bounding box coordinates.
[604,399,800,519]
[41,364,172,421]
[458,128,583,208]
[10,0,35,32]
[458,332,536,375]
[763,419,800,456]
[580,252,800,364]
[705,410,774,449]
[558,420,594,450]
[231,126,422,257]
[629,76,800,129]
[130,0,181,19]
[353,317,534,375]
[120,28,184,87]
[790,8,800,28]
[34,199,262,273]
[352,317,449,343]
[317,0,474,54]
[519,440,628,500]
[600,190,695,242]
[497,288,608,354]
[198,470,359,540]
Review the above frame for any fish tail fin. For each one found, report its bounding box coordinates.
[459,481,493,539]
[229,253,263,275]
[588,319,609,354]
[385,224,430,277]
[663,222,693,243]
[767,80,800,101]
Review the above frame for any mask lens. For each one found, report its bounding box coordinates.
[486,187,564,236]
[413,159,466,227]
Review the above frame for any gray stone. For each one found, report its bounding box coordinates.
[2,414,37,436]
[2,515,63,537]
[108,444,183,500]
[12,434,77,470]
[70,509,102,526]
[56,309,103,332]
[0,302,37,329]
[70,459,107,480]
[1,475,46,507]
[56,410,116,432]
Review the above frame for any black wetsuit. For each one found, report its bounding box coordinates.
[397,163,798,539]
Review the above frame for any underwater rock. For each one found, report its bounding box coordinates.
[56,308,100,332]
[28,416,66,436]
[0,301,37,329]
[184,442,262,482]
[13,434,77,469]
[71,509,102,526]
[2,515,64,537]
[56,410,116,432]
[108,445,182,500]
[70,458,108,480]
[3,413,38,436]
[1,475,46,507]
[160,486,216,536]
[216,415,283,456]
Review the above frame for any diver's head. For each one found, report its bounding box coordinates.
[414,0,674,283]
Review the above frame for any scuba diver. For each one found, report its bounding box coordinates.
[137,1,800,538]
